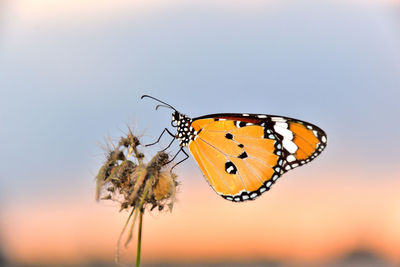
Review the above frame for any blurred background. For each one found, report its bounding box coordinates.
[1,0,400,266]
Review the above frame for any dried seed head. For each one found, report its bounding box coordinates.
[96,126,180,263]
[120,202,129,211]
[112,160,137,184]
[101,195,112,200]
[107,150,126,162]
[153,171,176,201]
[96,130,178,212]
[119,137,130,148]
[145,151,169,178]
[119,133,140,148]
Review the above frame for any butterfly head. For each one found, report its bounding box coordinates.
[171,110,181,125]
[141,95,196,147]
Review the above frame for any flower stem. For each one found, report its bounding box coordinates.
[136,210,144,267]
[116,207,135,263]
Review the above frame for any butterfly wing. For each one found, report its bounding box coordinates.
[187,113,327,202]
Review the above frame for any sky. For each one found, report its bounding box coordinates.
[0,0,400,265]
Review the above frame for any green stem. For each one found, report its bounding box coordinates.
[136,210,144,267]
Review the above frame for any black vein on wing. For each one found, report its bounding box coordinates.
[189,142,217,188]
[191,141,233,195]
[246,155,275,169]
[198,137,248,192]
[200,133,276,156]
[241,159,264,184]
[198,131,276,169]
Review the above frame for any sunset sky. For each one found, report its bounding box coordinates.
[1,0,400,265]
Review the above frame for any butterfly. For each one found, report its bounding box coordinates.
[142,95,327,202]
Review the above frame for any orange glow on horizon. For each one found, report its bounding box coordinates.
[6,0,400,29]
[2,169,400,265]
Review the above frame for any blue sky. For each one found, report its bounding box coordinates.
[0,0,399,206]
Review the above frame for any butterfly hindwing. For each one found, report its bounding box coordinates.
[188,113,327,202]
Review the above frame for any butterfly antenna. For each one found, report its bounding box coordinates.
[141,95,177,112]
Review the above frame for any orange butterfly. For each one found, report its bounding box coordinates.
[142,95,327,202]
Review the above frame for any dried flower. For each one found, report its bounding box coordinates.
[96,128,179,266]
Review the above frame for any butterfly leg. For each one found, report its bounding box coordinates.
[145,128,175,147]
[161,136,175,152]
[168,148,189,172]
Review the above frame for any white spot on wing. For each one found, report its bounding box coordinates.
[287,155,296,162]
[321,136,327,143]
[258,115,267,118]
[283,139,298,153]
[274,125,294,140]
[272,117,287,122]
[275,122,288,129]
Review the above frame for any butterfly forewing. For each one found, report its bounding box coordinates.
[188,113,327,202]
[189,117,284,201]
